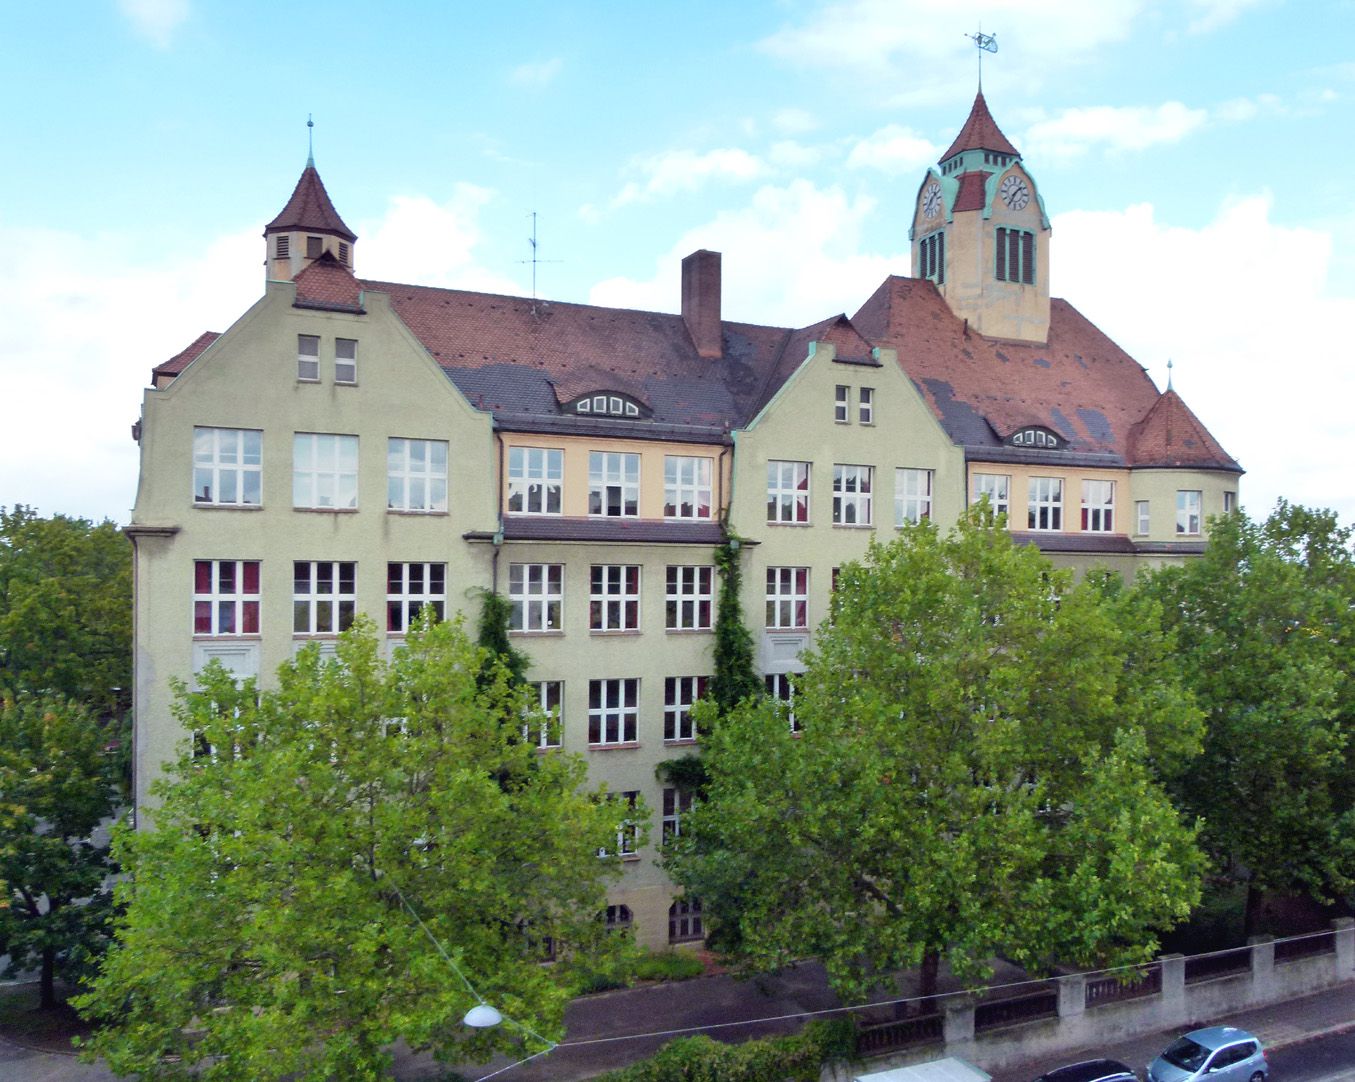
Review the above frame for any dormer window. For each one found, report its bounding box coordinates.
[570,392,644,419]
[276,235,290,259]
[306,236,323,259]
[1009,427,1062,450]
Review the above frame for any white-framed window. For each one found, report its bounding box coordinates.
[193,427,262,506]
[834,384,850,423]
[194,560,260,636]
[589,451,640,517]
[832,465,873,526]
[669,897,703,942]
[507,447,563,515]
[387,438,448,513]
[508,563,563,633]
[1135,500,1151,535]
[293,433,358,510]
[972,472,1010,520]
[590,565,640,632]
[664,675,707,742]
[1081,480,1115,533]
[895,467,934,526]
[767,460,810,524]
[525,680,562,749]
[664,456,713,519]
[1027,477,1064,531]
[386,562,445,633]
[293,561,356,635]
[1176,490,1202,535]
[662,787,694,840]
[1223,491,1237,513]
[588,679,638,745]
[666,566,713,630]
[297,334,320,381]
[859,387,875,425]
[765,672,800,733]
[334,338,357,384]
[766,566,809,629]
[601,790,640,857]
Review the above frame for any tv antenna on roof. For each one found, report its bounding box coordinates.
[965,27,998,87]
[517,211,563,310]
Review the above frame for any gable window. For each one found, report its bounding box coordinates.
[387,438,447,513]
[767,460,810,524]
[525,680,562,749]
[666,566,713,630]
[664,455,713,519]
[1135,500,1151,535]
[858,386,875,424]
[590,565,640,632]
[193,427,261,506]
[1081,480,1115,533]
[335,338,357,384]
[834,385,850,423]
[766,567,809,629]
[920,230,945,284]
[194,560,260,636]
[765,672,800,733]
[297,334,320,381]
[832,464,873,525]
[386,562,445,633]
[588,451,639,517]
[664,675,707,742]
[895,467,933,525]
[996,227,1035,284]
[972,472,1010,520]
[508,563,562,632]
[1176,490,1202,535]
[588,679,638,746]
[306,236,323,259]
[293,561,356,635]
[662,787,694,840]
[1028,477,1063,531]
[293,433,358,509]
[507,446,563,515]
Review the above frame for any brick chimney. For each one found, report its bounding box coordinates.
[681,249,722,359]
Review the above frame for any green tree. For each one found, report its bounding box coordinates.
[0,694,120,1009]
[0,506,131,714]
[1143,502,1355,935]
[667,516,1204,1002]
[708,537,762,714]
[77,616,629,1081]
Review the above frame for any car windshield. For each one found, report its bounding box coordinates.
[1162,1038,1211,1071]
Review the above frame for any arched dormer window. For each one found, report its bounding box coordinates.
[1009,427,1063,450]
[569,392,647,419]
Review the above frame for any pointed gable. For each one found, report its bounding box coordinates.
[1128,389,1241,471]
[940,90,1021,162]
[266,163,357,242]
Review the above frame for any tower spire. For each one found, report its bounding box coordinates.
[965,27,998,89]
[306,114,314,167]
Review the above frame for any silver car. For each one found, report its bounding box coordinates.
[1146,1026,1267,1082]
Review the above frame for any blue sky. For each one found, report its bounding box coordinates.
[3,0,1353,525]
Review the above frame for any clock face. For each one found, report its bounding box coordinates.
[923,181,941,219]
[999,175,1030,211]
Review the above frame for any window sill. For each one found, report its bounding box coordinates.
[766,626,809,634]
[387,508,450,517]
[193,634,262,641]
[293,633,344,639]
[665,627,713,635]
[766,521,812,528]
[588,741,641,752]
[534,745,562,754]
[664,516,715,524]
[193,502,264,511]
[509,630,564,637]
[832,523,874,530]
[664,738,699,747]
[590,629,641,637]
[294,506,359,514]
[587,514,642,521]
[296,378,321,385]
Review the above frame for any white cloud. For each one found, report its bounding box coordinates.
[1214,93,1285,122]
[846,125,939,175]
[1184,0,1269,34]
[1022,102,1208,161]
[117,0,189,48]
[508,58,563,87]
[612,148,770,207]
[768,140,823,169]
[772,108,819,135]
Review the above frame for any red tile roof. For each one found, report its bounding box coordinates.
[265,163,356,242]
[151,330,219,382]
[1127,389,1240,470]
[952,171,990,213]
[940,91,1021,162]
[294,252,364,312]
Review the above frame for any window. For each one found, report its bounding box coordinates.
[996,227,1035,284]
[663,787,693,840]
[666,566,713,630]
[601,791,640,857]
[1011,427,1060,448]
[669,897,703,942]
[293,433,358,509]
[1028,477,1063,531]
[765,672,800,733]
[306,236,323,259]
[858,387,875,425]
[386,562,445,633]
[604,904,633,932]
[920,230,945,284]
[387,438,447,512]
[972,473,1010,520]
[193,427,261,506]
[833,464,873,525]
[335,338,357,384]
[588,679,638,745]
[834,385,850,423]
[588,451,639,517]
[337,241,349,265]
[895,467,933,525]
[766,567,809,629]
[767,460,810,524]
[293,561,356,634]
[507,446,563,515]
[664,456,713,519]
[1135,500,1150,535]
[664,675,707,742]
[1177,490,1202,535]
[509,563,562,632]
[590,565,640,631]
[1223,491,1237,513]
[525,681,562,749]
[1081,480,1115,532]
[297,334,320,381]
[573,393,642,418]
[276,235,290,260]
[194,560,259,635]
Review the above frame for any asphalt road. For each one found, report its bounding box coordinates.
[1266,1027,1355,1082]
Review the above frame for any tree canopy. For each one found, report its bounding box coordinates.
[77,616,629,1081]
[668,516,1205,1001]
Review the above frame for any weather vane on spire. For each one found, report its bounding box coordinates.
[965,26,998,87]
[307,114,314,166]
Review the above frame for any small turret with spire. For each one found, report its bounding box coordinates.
[263,118,357,282]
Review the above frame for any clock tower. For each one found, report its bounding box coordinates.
[910,91,1051,343]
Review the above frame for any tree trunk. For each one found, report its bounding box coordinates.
[39,946,56,1011]
[918,947,941,1012]
[1243,879,1263,941]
